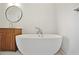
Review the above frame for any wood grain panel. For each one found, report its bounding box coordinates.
[0,28,22,51]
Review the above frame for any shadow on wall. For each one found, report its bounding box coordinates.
[61,36,70,54]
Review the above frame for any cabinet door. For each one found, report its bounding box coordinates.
[5,29,14,50]
[0,33,1,50]
[0,28,22,51]
[5,29,16,51]
[0,32,7,50]
[0,30,15,51]
[0,32,3,50]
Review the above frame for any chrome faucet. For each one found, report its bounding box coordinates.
[35,27,43,37]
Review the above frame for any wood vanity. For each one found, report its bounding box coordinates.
[0,28,22,51]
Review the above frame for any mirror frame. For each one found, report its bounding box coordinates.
[5,5,23,23]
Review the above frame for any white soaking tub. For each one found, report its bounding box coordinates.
[16,34,63,55]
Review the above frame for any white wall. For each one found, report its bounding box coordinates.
[0,3,57,34]
[56,3,79,54]
[20,3,57,34]
[0,3,9,27]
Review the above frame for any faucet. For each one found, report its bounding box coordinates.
[35,27,43,37]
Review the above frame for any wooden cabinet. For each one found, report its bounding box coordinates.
[0,28,22,51]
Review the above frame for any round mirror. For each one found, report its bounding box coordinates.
[5,5,23,23]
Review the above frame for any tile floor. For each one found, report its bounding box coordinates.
[0,50,62,55]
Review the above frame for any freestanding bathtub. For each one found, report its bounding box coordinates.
[16,34,63,55]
